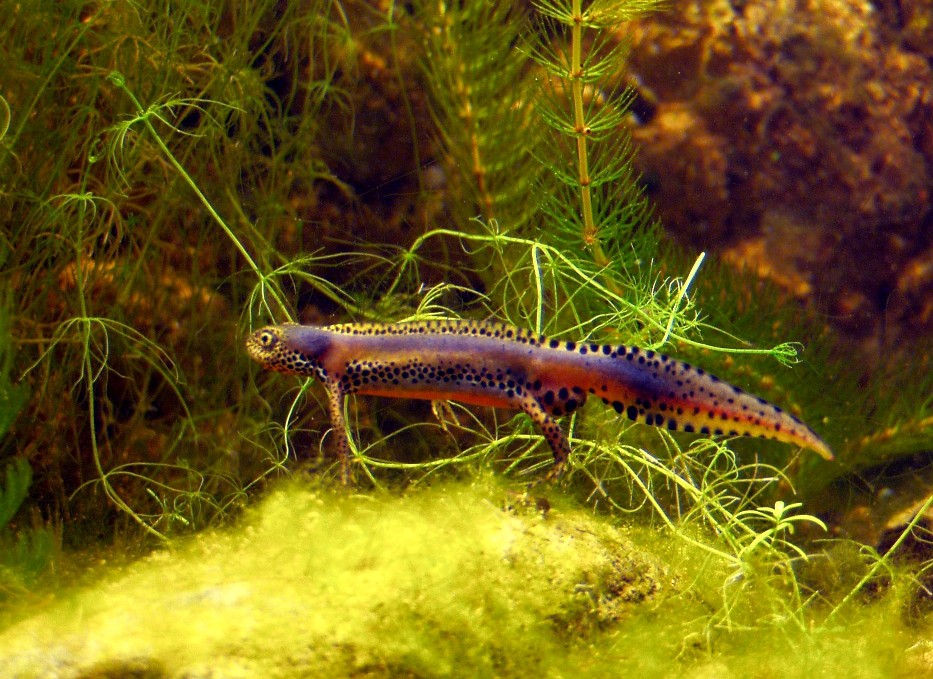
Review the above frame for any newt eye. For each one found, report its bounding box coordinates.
[259,330,277,348]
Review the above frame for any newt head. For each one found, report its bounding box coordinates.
[245,324,330,377]
[245,325,287,369]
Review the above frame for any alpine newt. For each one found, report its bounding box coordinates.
[246,320,832,481]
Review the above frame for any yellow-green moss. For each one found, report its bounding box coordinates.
[0,475,927,677]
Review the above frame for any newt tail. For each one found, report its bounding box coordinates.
[246,320,832,482]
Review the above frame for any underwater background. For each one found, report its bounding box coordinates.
[0,0,930,676]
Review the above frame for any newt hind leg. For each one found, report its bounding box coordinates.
[324,381,353,484]
[517,393,571,480]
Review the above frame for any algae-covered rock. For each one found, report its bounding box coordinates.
[0,475,927,677]
[0,477,673,678]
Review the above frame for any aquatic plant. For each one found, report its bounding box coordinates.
[1,0,359,542]
[0,308,56,598]
[0,458,58,600]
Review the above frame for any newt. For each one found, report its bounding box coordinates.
[246,320,832,481]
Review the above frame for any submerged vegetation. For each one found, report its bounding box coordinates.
[0,0,930,671]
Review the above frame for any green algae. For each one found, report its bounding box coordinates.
[0,476,927,678]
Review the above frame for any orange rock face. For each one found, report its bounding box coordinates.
[624,0,932,344]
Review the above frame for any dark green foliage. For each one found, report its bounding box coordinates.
[414,0,671,341]
[0,458,30,531]
[0,306,56,598]
[0,0,360,540]
[0,406,54,599]
[0,458,56,599]
[417,2,545,232]
[527,0,659,257]
[0,315,27,445]
[0,305,29,530]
